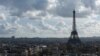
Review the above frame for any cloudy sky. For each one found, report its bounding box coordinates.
[0,0,99,37]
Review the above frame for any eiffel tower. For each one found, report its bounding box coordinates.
[67,10,82,46]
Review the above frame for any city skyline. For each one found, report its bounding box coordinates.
[0,0,99,37]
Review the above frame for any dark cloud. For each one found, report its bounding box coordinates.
[0,0,95,18]
[0,0,48,16]
[48,0,76,17]
[0,0,48,10]
[48,0,95,18]
[81,0,96,9]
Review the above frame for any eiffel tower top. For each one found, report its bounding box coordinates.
[73,10,76,31]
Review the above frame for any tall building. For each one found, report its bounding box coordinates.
[67,10,82,46]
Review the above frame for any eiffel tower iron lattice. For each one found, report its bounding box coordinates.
[67,10,82,46]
